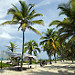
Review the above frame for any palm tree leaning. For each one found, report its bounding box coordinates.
[6,42,19,52]
[40,28,57,64]
[1,1,44,70]
[24,40,40,64]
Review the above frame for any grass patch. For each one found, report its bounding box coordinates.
[0,62,14,68]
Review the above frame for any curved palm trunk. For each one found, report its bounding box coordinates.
[21,31,24,70]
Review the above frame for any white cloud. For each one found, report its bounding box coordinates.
[0,0,19,19]
[35,0,68,8]
[0,31,22,40]
[35,0,53,8]
[0,32,14,39]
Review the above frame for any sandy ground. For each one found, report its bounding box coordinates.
[0,60,75,75]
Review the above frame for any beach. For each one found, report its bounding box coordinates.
[0,60,75,75]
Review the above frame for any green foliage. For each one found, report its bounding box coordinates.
[1,1,44,35]
[66,40,75,60]
[50,0,75,43]
[6,42,19,52]
[24,40,40,56]
[49,0,75,62]
[40,28,58,57]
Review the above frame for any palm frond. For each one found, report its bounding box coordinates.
[33,41,38,47]
[49,20,60,26]
[11,4,20,12]
[18,25,22,31]
[24,47,28,53]
[68,36,75,44]
[1,21,18,25]
[40,40,48,45]
[31,20,44,25]
[27,26,42,36]
[13,12,23,20]
[33,50,37,56]
[40,36,48,40]
[35,47,41,53]
[7,8,16,14]
[59,33,72,40]
[27,13,43,20]
[58,3,71,17]
[27,9,36,19]
[19,0,28,17]
[28,4,35,12]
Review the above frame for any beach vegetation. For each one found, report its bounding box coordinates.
[24,40,41,64]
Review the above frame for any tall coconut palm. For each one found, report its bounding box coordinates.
[40,28,57,64]
[6,42,19,52]
[24,40,40,64]
[1,1,44,70]
[49,0,75,42]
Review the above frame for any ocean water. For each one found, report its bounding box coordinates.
[0,58,7,61]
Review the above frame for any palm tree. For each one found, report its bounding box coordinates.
[6,42,19,52]
[49,0,75,42]
[24,40,40,64]
[6,42,20,65]
[56,38,67,62]
[1,1,44,70]
[41,42,53,64]
[66,40,75,63]
[49,0,75,63]
[40,28,57,64]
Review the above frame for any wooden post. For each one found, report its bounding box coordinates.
[1,58,3,70]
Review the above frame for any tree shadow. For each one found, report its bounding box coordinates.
[28,70,75,75]
[0,67,31,72]
[0,69,4,73]
[61,62,75,64]
[6,67,30,71]
[42,65,75,70]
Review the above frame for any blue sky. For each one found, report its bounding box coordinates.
[0,0,69,59]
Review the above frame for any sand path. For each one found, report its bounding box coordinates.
[0,61,75,75]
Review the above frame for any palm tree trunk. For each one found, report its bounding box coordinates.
[21,31,24,70]
[49,54,52,64]
[55,50,56,63]
[30,58,32,64]
[72,58,73,63]
[49,49,52,64]
[30,50,32,64]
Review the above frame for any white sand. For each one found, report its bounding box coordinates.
[0,60,75,75]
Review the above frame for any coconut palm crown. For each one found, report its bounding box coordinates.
[6,42,19,52]
[1,1,44,33]
[24,40,40,64]
[40,28,57,63]
[24,40,40,56]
